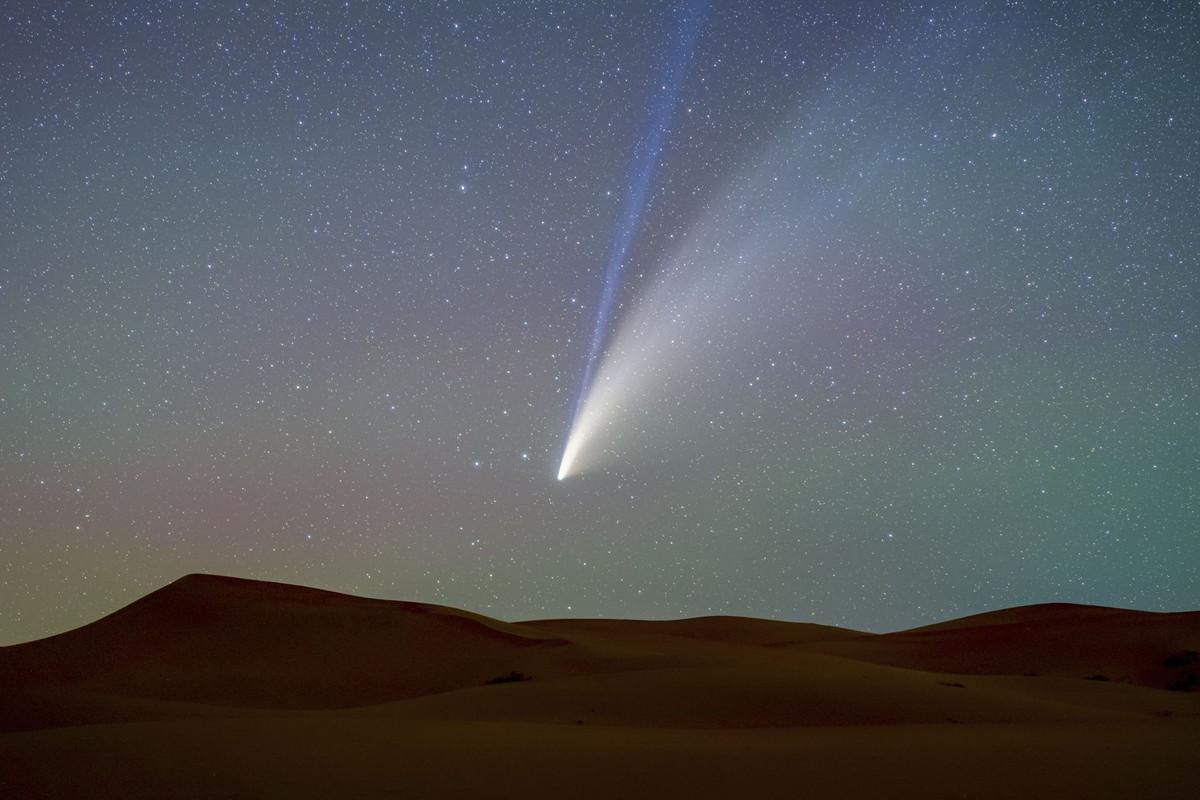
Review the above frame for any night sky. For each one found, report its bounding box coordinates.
[3,1,1198,645]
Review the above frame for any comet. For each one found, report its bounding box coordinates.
[555,0,911,481]
[558,0,708,480]
[554,116,848,480]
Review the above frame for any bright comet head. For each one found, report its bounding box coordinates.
[556,425,586,481]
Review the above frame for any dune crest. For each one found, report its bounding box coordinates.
[2,576,1197,799]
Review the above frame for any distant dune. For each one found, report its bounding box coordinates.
[798,602,1200,692]
[2,575,1197,799]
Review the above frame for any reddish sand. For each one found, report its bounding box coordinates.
[2,574,1197,798]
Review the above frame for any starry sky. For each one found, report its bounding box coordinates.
[2,1,1198,645]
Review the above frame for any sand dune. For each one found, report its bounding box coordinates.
[522,614,863,645]
[1,575,1196,799]
[0,574,583,715]
[797,603,1200,691]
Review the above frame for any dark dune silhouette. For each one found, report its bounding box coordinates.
[797,602,1200,691]
[1,575,1197,799]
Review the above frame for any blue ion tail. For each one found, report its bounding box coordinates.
[558,0,709,480]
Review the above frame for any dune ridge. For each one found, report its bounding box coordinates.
[1,574,1196,799]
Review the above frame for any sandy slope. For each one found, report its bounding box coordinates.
[798,603,1200,691]
[521,614,863,645]
[0,574,668,724]
[1,574,1197,799]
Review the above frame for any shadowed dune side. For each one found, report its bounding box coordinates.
[792,603,1200,691]
[2,576,1198,739]
[0,579,867,732]
[0,574,611,729]
[1,575,1198,799]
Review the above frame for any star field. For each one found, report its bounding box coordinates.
[1,1,1197,644]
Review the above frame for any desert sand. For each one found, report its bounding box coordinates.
[2,574,1197,798]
